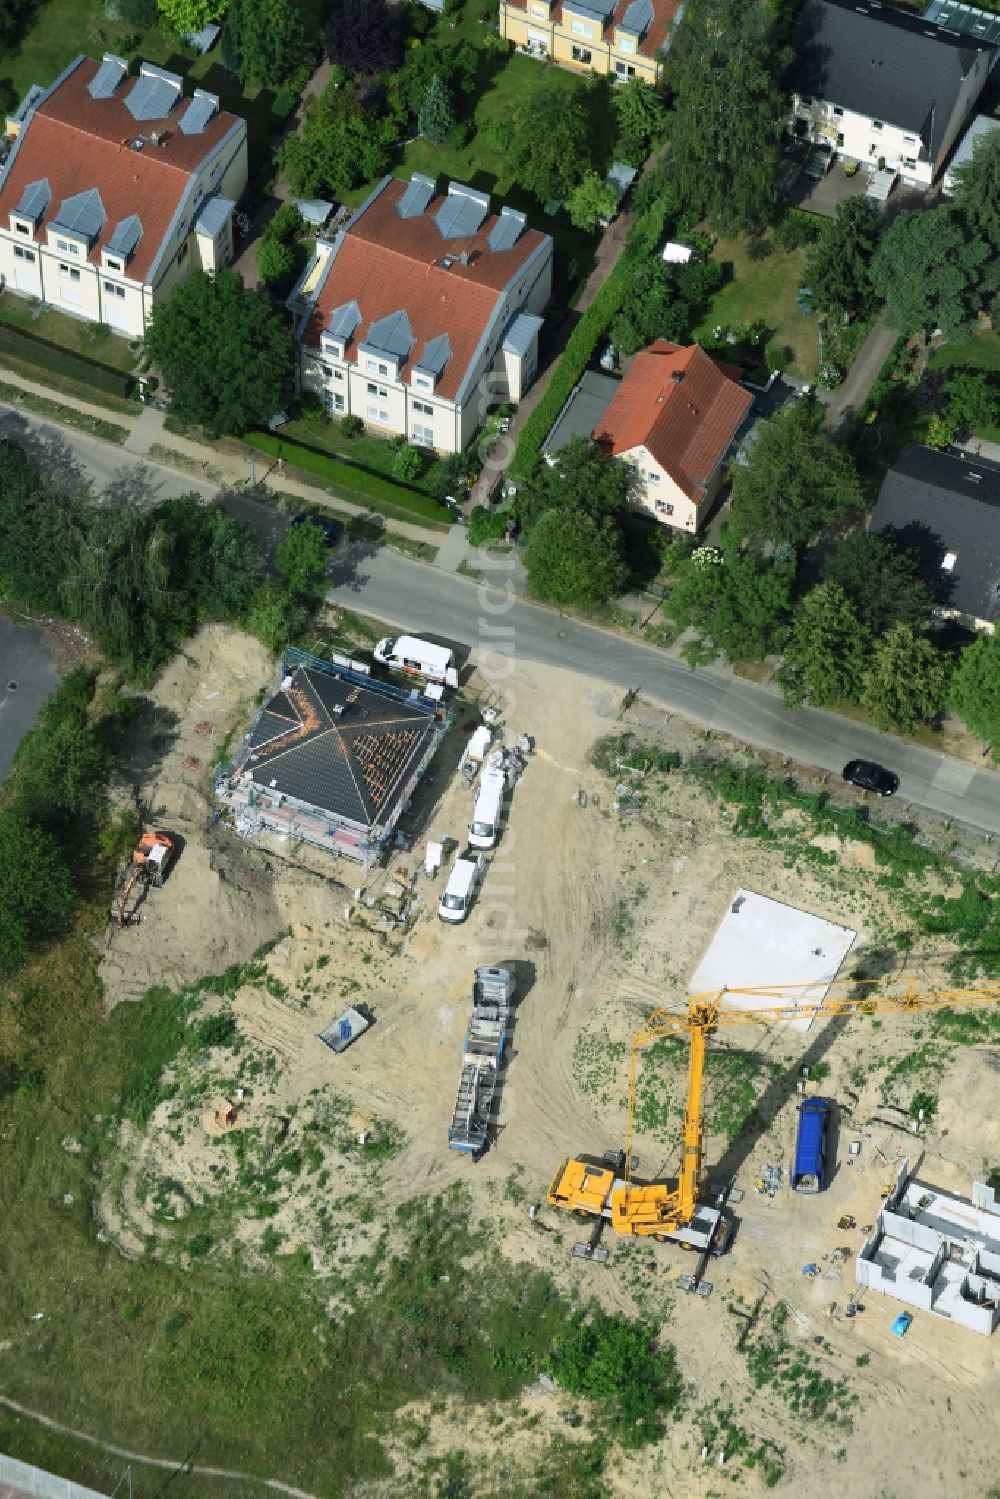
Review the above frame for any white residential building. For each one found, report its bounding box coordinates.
[787,0,994,187]
[289,174,553,455]
[0,54,247,339]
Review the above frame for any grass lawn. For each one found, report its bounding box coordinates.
[928,329,1000,373]
[694,237,819,382]
[0,293,137,372]
[341,52,604,306]
[284,414,453,496]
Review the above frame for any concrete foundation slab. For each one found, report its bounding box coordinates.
[689,890,857,1032]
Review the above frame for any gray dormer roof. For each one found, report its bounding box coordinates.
[180,90,218,135]
[106,213,143,259]
[399,173,436,220]
[327,299,362,343]
[14,177,51,223]
[193,195,233,238]
[124,65,182,122]
[414,333,452,378]
[87,54,128,101]
[51,187,106,242]
[435,185,490,240]
[488,206,526,253]
[364,309,415,360]
[502,312,543,358]
[619,0,653,33]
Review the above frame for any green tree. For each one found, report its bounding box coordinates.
[612,77,667,166]
[222,0,305,86]
[566,171,619,233]
[665,544,794,663]
[775,582,869,707]
[806,198,882,319]
[276,520,329,599]
[120,0,159,24]
[244,578,308,653]
[14,716,110,832]
[278,85,398,196]
[491,89,592,202]
[63,506,178,676]
[323,0,403,74]
[516,436,633,534]
[145,270,295,439]
[417,73,456,145]
[256,234,295,285]
[466,505,509,547]
[397,37,478,114]
[821,529,932,635]
[945,368,1000,437]
[663,0,787,234]
[546,1308,681,1447]
[949,631,1000,755]
[157,0,223,33]
[871,207,995,340]
[730,399,862,548]
[0,813,75,975]
[524,509,628,607]
[860,623,951,733]
[392,444,424,481]
[611,256,723,356]
[952,129,1000,252]
[0,441,88,614]
[159,494,262,620]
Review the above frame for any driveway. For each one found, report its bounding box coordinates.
[0,617,58,782]
[820,315,900,437]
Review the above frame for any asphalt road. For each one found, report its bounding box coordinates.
[329,549,1000,836]
[3,400,999,835]
[0,617,57,782]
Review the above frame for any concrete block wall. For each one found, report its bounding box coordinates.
[0,1453,110,1499]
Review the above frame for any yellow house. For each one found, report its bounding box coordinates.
[499,0,679,84]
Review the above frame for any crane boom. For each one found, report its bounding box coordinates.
[550,971,1000,1243]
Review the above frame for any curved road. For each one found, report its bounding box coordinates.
[330,548,1000,836]
[2,399,998,835]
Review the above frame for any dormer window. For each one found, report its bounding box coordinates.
[367,357,390,377]
[104,257,122,273]
[413,374,433,392]
[618,35,635,51]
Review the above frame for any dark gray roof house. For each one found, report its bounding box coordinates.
[787,0,995,177]
[870,444,1000,629]
[217,653,448,867]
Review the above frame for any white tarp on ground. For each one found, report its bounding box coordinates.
[689,890,857,1032]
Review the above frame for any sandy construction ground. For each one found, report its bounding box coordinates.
[95,625,1000,1498]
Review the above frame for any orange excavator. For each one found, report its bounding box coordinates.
[115,832,175,927]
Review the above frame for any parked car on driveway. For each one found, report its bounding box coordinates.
[804,143,834,179]
[842,759,899,796]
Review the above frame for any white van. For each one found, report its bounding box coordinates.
[438,855,485,924]
[374,634,459,689]
[468,769,505,850]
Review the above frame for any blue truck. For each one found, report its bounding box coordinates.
[791,1097,833,1192]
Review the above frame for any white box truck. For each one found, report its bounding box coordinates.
[373,634,458,689]
[468,768,505,850]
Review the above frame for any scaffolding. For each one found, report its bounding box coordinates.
[215,648,453,870]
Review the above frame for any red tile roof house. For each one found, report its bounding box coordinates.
[0,55,247,340]
[288,174,554,455]
[594,340,754,532]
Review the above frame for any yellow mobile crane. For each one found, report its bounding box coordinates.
[548,976,1000,1255]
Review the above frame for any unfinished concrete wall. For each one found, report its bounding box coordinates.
[0,1454,109,1499]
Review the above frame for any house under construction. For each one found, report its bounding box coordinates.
[215,648,451,868]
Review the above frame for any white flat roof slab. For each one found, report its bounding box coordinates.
[689,890,857,1032]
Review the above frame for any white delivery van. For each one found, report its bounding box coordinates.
[438,855,485,924]
[374,634,459,688]
[468,768,505,849]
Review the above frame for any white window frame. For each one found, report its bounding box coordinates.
[104,256,122,272]
[103,280,126,298]
[58,262,81,281]
[412,422,434,447]
[412,399,434,417]
[572,43,592,61]
[614,60,635,79]
[55,238,79,255]
[413,374,432,391]
[367,381,389,399]
[618,35,635,52]
[366,404,390,424]
[366,358,389,377]
[13,245,35,262]
[13,220,30,236]
[570,18,593,36]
